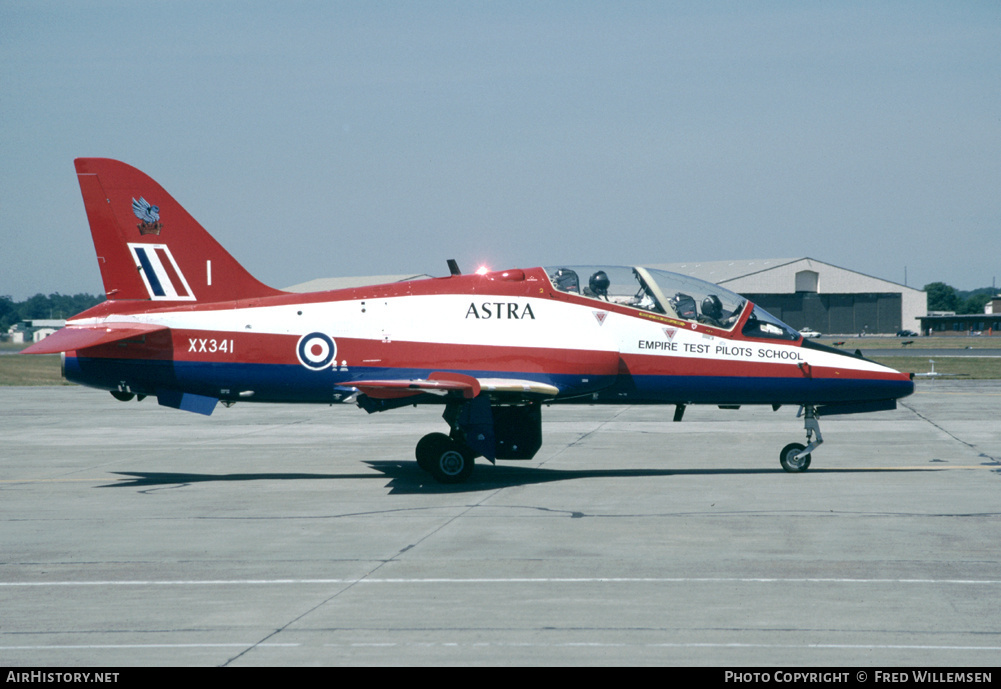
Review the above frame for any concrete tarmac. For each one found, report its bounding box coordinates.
[1,383,999,667]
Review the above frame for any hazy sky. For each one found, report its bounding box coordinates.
[3,1,999,301]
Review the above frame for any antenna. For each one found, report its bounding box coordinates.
[447,259,461,276]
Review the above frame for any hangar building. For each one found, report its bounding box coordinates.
[650,258,926,336]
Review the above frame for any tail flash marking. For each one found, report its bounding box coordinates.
[129,243,195,301]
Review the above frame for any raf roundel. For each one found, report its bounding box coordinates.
[296,332,336,370]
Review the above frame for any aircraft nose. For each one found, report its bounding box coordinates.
[881,366,915,400]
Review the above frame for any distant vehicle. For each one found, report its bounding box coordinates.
[896,330,919,337]
[799,328,822,338]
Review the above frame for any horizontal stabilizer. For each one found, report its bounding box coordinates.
[21,323,170,354]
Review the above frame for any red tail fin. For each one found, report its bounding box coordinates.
[75,158,283,302]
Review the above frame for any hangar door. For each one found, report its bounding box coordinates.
[741,293,902,335]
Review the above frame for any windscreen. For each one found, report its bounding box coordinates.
[740,304,801,340]
[545,265,749,331]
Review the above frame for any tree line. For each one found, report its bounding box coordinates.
[924,283,997,314]
[0,293,103,333]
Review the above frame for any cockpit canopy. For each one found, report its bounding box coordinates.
[545,265,800,340]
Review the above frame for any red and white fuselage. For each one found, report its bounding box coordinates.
[25,159,913,480]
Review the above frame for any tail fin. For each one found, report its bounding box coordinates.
[75,158,283,302]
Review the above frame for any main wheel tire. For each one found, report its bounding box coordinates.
[434,448,473,484]
[416,432,451,473]
[780,442,811,472]
[419,434,475,484]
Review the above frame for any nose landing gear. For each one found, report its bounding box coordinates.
[780,405,823,473]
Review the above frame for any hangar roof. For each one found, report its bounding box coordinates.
[647,258,802,285]
[647,257,921,295]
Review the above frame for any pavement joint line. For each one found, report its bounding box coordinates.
[3,577,1000,586]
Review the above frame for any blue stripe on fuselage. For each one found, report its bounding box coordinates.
[63,356,614,403]
[63,356,912,406]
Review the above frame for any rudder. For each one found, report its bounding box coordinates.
[75,158,283,303]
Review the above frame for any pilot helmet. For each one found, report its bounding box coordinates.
[702,294,723,319]
[588,270,610,296]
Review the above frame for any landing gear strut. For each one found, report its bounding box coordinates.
[780,405,823,473]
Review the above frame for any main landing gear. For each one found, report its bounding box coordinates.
[411,400,544,484]
[415,432,476,484]
[779,405,823,473]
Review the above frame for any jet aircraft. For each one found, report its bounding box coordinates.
[24,159,914,483]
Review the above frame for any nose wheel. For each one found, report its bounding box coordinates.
[780,405,822,473]
[780,443,811,472]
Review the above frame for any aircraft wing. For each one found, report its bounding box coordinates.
[21,323,171,354]
[351,371,560,401]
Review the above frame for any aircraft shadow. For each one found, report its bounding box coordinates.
[366,462,935,494]
[100,463,936,494]
[100,471,380,489]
